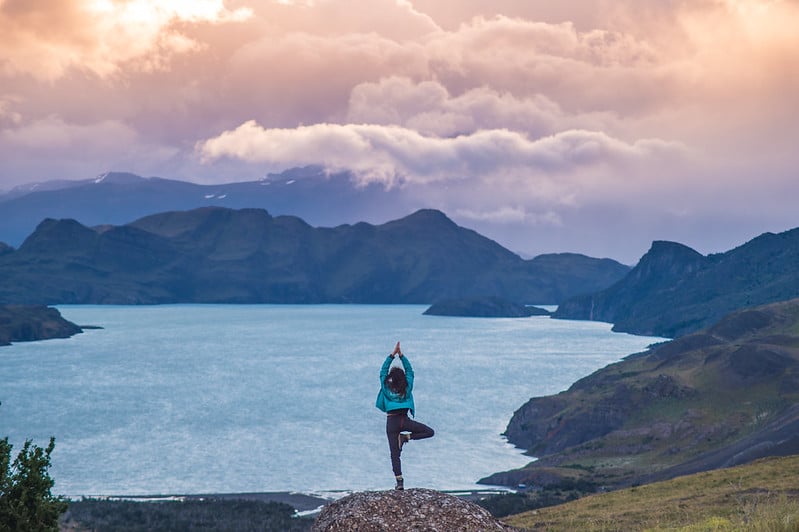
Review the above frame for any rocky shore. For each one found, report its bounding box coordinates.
[423,296,550,317]
[481,297,799,491]
[0,304,84,346]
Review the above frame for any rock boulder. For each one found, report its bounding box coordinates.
[311,488,517,532]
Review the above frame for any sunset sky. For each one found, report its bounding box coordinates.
[1,0,797,263]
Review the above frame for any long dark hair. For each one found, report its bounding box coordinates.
[385,367,408,398]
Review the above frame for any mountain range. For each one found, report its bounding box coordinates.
[0,207,629,305]
[4,170,799,334]
[553,228,799,338]
[0,169,410,249]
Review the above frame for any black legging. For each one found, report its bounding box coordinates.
[386,410,435,476]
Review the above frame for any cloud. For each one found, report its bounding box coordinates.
[0,115,180,180]
[223,31,429,126]
[455,206,563,226]
[417,15,670,113]
[346,77,620,138]
[0,98,22,128]
[206,10,679,128]
[0,0,252,80]
[264,0,440,40]
[1,0,798,262]
[198,120,686,196]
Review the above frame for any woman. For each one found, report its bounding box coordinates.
[375,341,435,490]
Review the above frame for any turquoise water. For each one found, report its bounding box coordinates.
[0,305,663,496]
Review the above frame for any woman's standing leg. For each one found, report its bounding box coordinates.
[386,414,404,489]
[386,414,434,490]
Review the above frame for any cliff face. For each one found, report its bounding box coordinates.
[311,489,517,532]
[484,298,799,490]
[554,227,799,338]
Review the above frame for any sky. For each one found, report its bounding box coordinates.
[1,0,797,263]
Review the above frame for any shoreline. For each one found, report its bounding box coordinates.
[73,488,513,514]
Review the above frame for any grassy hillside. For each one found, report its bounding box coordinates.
[484,298,799,492]
[503,455,799,531]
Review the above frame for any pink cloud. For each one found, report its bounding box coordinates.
[1,0,798,261]
[0,0,251,80]
[0,116,180,181]
[346,77,621,138]
[198,120,686,195]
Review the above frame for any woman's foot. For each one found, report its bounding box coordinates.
[394,476,404,490]
[398,433,410,451]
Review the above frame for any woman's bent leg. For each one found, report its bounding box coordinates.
[404,418,435,441]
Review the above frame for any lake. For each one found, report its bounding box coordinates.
[0,305,664,497]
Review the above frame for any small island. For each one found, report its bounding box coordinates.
[0,305,84,346]
[423,296,550,318]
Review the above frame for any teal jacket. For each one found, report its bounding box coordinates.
[375,354,415,417]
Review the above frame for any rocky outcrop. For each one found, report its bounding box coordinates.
[484,298,799,491]
[423,297,550,317]
[0,305,83,346]
[311,489,518,532]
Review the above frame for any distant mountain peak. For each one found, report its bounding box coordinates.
[631,240,706,280]
[555,226,799,338]
[19,218,97,254]
[400,208,455,226]
[93,171,171,185]
[647,240,703,256]
[129,206,275,239]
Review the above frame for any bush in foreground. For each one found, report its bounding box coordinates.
[0,436,68,532]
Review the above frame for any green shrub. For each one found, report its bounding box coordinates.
[0,436,68,532]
